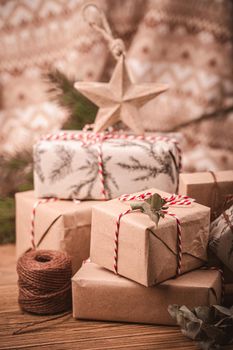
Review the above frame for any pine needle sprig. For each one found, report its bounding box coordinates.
[0,197,15,244]
[0,150,33,243]
[45,69,98,130]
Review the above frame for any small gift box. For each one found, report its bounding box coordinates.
[90,188,210,286]
[15,191,99,274]
[72,262,221,325]
[209,204,233,273]
[179,170,233,220]
[33,131,181,200]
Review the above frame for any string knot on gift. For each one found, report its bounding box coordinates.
[114,192,194,276]
[41,130,182,200]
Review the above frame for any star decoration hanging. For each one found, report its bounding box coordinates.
[74,55,168,134]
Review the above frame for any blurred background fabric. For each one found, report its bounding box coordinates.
[0,0,108,154]
[0,0,232,165]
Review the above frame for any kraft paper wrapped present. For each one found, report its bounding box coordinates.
[16,191,99,274]
[179,170,233,220]
[72,263,221,325]
[209,205,233,273]
[90,188,210,286]
[33,131,181,200]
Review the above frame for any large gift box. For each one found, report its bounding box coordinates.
[16,191,99,274]
[179,170,233,220]
[90,188,210,286]
[33,131,181,200]
[72,263,221,325]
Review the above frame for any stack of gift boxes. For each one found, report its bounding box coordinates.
[16,131,181,274]
[16,130,233,324]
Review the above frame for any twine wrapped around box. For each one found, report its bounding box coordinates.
[90,188,210,286]
[34,131,181,200]
[114,192,194,276]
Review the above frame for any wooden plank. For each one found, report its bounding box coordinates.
[0,245,200,350]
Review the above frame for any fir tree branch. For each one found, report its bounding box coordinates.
[0,151,33,243]
[167,105,233,132]
[44,69,98,130]
[0,197,15,244]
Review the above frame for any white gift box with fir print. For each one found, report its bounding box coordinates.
[33,131,181,200]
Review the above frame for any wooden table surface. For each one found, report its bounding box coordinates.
[0,244,201,350]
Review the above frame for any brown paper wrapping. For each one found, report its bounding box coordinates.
[179,171,233,220]
[72,263,221,325]
[15,191,100,274]
[90,188,210,286]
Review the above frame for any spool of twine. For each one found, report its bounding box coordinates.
[17,250,72,315]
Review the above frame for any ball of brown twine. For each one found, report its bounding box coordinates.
[17,250,72,315]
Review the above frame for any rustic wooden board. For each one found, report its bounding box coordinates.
[0,245,202,350]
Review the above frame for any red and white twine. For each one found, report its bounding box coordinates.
[114,208,132,273]
[30,198,58,249]
[96,142,106,199]
[113,192,194,275]
[40,131,182,200]
[120,191,153,202]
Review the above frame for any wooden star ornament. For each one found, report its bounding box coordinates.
[74,55,168,134]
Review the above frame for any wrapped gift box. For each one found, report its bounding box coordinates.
[90,188,210,286]
[33,131,181,200]
[72,263,221,325]
[209,205,233,273]
[16,191,99,274]
[179,171,233,220]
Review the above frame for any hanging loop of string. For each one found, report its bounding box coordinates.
[82,3,126,59]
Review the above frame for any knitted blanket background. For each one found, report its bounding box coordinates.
[0,0,232,172]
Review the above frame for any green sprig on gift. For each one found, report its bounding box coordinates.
[168,304,233,350]
[130,193,168,226]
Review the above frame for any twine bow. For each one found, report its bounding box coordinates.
[113,192,194,276]
[82,3,125,60]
